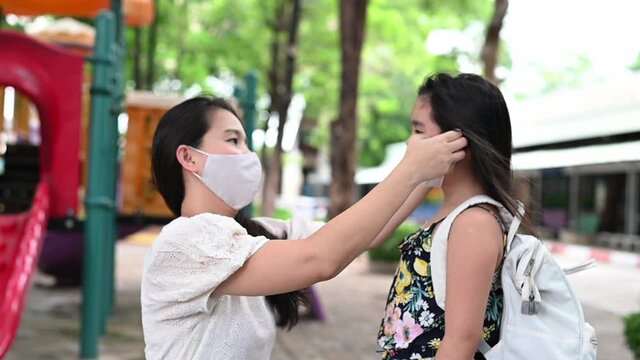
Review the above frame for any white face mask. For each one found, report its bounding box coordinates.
[424,176,444,188]
[188,146,263,210]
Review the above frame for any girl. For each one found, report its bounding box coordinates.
[141,96,466,359]
[376,73,523,360]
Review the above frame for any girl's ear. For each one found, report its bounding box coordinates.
[176,145,202,173]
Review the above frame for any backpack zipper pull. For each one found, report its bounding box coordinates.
[521,292,540,315]
[524,258,535,277]
[521,243,541,316]
[523,241,541,277]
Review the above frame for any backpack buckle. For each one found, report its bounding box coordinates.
[521,293,539,315]
[521,300,539,315]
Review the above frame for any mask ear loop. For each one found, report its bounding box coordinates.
[186,146,208,180]
[187,145,209,157]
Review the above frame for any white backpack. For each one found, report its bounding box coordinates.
[430,195,598,360]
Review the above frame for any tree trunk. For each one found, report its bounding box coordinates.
[262,0,301,217]
[133,27,144,89]
[481,0,508,85]
[145,0,158,90]
[261,1,286,217]
[328,0,368,219]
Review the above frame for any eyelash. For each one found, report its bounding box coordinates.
[413,129,423,134]
[227,138,239,145]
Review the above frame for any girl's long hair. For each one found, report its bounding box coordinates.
[419,73,534,232]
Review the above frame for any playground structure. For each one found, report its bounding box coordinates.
[0,29,84,358]
[121,92,184,219]
[0,1,271,357]
[0,1,154,358]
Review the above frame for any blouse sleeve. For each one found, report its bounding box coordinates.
[253,215,325,240]
[141,213,269,318]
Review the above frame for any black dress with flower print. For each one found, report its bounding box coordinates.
[377,215,505,360]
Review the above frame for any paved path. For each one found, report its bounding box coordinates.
[7,240,638,359]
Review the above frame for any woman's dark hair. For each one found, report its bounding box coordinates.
[151,95,308,329]
[418,73,534,231]
[234,210,309,329]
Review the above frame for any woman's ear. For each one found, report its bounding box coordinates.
[176,145,201,174]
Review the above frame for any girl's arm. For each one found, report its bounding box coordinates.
[434,208,504,360]
[215,131,466,297]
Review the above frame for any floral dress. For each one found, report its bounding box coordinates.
[377,208,506,360]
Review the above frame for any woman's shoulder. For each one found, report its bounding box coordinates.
[154,213,249,250]
[165,213,245,233]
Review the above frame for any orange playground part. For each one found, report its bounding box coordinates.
[0,0,155,27]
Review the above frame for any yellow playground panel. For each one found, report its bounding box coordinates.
[121,91,184,219]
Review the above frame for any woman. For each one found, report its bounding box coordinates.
[141,96,467,359]
[376,73,524,360]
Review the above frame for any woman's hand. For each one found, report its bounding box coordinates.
[399,130,467,186]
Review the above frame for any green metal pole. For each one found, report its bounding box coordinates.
[100,0,125,334]
[243,71,258,151]
[81,11,115,359]
[240,71,258,216]
[233,85,245,108]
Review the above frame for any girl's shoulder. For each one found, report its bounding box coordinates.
[447,206,504,242]
[437,201,505,236]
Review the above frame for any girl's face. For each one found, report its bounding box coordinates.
[197,109,250,156]
[410,98,442,139]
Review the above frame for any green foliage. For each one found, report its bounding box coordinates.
[251,204,293,220]
[274,207,293,220]
[630,53,640,72]
[624,312,640,358]
[356,0,493,167]
[368,221,420,262]
[120,0,495,165]
[125,0,276,93]
[297,0,340,125]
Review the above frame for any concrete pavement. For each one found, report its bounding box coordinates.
[7,238,639,359]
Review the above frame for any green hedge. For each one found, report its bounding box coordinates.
[624,312,640,359]
[368,221,420,262]
[274,207,293,220]
[252,205,293,220]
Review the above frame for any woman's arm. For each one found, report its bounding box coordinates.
[434,208,503,360]
[368,182,431,249]
[256,185,429,250]
[215,131,466,297]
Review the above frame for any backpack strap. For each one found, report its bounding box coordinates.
[431,195,508,310]
[432,197,525,354]
[478,339,492,355]
[506,202,525,252]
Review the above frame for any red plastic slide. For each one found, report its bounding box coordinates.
[0,182,50,359]
[0,30,83,358]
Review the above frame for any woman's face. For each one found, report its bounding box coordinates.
[197,109,250,155]
[410,98,442,139]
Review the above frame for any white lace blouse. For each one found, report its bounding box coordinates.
[141,213,323,360]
